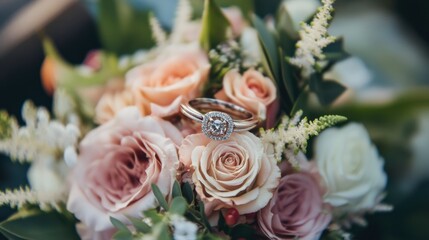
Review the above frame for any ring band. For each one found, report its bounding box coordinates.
[180,98,258,140]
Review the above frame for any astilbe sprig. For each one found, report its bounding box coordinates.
[0,186,66,211]
[0,101,80,163]
[289,0,337,78]
[260,110,346,166]
[149,0,192,46]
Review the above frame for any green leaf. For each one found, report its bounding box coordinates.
[199,0,232,51]
[112,230,133,240]
[230,224,257,239]
[198,201,212,231]
[190,0,254,20]
[290,90,311,116]
[172,181,182,198]
[127,216,151,233]
[0,211,79,240]
[309,74,346,105]
[151,183,169,211]
[143,209,163,224]
[217,211,229,233]
[0,111,13,139]
[151,222,170,240]
[110,217,129,232]
[169,197,188,216]
[96,0,154,54]
[323,38,349,62]
[182,182,194,204]
[251,14,280,82]
[279,48,297,103]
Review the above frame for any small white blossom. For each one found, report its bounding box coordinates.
[0,102,80,209]
[149,14,168,46]
[170,215,198,240]
[170,0,192,44]
[289,0,337,78]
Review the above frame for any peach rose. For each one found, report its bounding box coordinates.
[67,107,183,231]
[179,132,280,215]
[215,69,278,123]
[258,173,332,240]
[95,89,135,124]
[126,44,210,117]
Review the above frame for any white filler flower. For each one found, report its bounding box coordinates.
[314,123,387,213]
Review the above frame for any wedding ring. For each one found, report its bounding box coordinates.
[180,98,259,141]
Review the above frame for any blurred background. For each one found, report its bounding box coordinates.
[0,0,428,239]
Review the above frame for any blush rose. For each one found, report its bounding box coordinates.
[67,107,183,231]
[215,69,278,125]
[179,132,280,215]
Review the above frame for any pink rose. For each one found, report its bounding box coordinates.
[215,69,278,125]
[67,107,183,231]
[179,132,280,215]
[258,173,332,240]
[126,44,210,117]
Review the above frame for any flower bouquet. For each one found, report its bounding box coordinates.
[0,0,391,239]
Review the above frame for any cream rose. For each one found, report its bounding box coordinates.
[94,89,135,124]
[215,69,278,122]
[179,132,280,215]
[126,44,210,117]
[258,173,332,240]
[67,107,183,231]
[314,123,387,213]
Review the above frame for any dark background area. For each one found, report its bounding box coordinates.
[0,0,429,239]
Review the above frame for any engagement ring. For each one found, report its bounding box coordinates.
[180,98,259,141]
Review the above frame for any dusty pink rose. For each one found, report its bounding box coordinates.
[215,69,278,124]
[126,44,210,117]
[179,132,280,215]
[258,173,332,240]
[67,107,183,231]
[95,89,135,124]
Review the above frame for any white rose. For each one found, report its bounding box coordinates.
[314,123,387,213]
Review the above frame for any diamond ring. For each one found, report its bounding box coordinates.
[180,98,259,141]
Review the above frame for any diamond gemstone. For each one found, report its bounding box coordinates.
[202,111,234,141]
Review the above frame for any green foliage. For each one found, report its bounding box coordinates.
[190,0,254,19]
[42,37,128,122]
[96,0,155,55]
[127,216,151,233]
[111,181,215,239]
[199,0,232,51]
[0,111,13,140]
[251,14,279,82]
[151,184,169,211]
[169,197,188,215]
[172,181,182,198]
[309,73,347,106]
[182,182,194,204]
[217,212,257,238]
[0,209,79,240]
